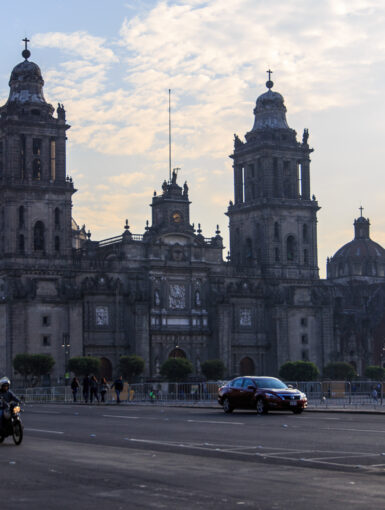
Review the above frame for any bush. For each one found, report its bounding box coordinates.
[119,355,145,382]
[68,356,101,376]
[201,359,225,380]
[160,358,193,381]
[323,362,357,380]
[13,353,55,386]
[279,361,319,381]
[364,365,385,381]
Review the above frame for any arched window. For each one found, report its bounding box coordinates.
[34,221,45,251]
[274,222,280,240]
[19,234,24,253]
[54,208,60,228]
[32,159,41,180]
[194,290,201,307]
[303,249,309,265]
[286,235,296,261]
[154,289,161,306]
[245,238,252,261]
[18,206,25,228]
[275,247,280,262]
[54,236,60,252]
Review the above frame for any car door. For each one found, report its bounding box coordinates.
[227,378,244,407]
[239,378,257,408]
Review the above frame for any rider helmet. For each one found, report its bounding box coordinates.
[0,376,10,389]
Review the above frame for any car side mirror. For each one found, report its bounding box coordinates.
[247,385,255,390]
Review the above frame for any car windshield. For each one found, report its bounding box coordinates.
[255,378,288,389]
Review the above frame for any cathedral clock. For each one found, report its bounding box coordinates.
[172,211,182,223]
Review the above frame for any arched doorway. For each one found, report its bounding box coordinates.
[169,348,186,359]
[100,357,112,380]
[240,357,255,376]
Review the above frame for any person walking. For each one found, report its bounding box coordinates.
[112,376,124,404]
[100,377,108,403]
[70,377,80,403]
[82,375,90,403]
[89,375,100,403]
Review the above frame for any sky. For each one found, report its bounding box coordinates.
[1,0,385,277]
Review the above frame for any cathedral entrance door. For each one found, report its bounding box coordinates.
[169,348,186,359]
[240,357,255,376]
[100,357,112,380]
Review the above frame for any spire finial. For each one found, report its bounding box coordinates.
[266,68,274,90]
[359,205,364,217]
[22,37,31,60]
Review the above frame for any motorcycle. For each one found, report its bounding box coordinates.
[0,399,23,445]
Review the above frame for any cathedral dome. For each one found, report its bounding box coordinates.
[251,80,289,131]
[8,58,46,104]
[327,215,385,280]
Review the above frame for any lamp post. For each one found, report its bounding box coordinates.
[62,333,70,385]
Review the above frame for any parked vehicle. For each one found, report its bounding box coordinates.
[0,400,23,445]
[218,376,307,415]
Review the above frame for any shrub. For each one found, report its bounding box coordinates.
[323,362,357,380]
[13,353,55,386]
[160,358,193,381]
[119,355,145,382]
[364,365,385,381]
[201,359,225,380]
[68,356,101,376]
[279,361,319,381]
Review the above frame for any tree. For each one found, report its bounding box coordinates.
[13,353,55,386]
[279,361,319,381]
[68,356,101,377]
[323,362,357,380]
[364,365,385,381]
[160,358,193,381]
[201,359,225,380]
[118,355,145,382]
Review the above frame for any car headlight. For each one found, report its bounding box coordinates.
[299,393,307,399]
[265,392,278,399]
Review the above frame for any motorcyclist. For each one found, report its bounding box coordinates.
[0,377,20,429]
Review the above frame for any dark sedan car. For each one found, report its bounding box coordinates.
[218,376,307,414]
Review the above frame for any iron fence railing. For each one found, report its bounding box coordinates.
[12,380,385,408]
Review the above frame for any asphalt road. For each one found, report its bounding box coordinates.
[1,404,385,509]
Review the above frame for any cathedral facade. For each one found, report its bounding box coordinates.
[1,47,385,383]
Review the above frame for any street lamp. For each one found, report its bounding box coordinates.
[62,333,70,385]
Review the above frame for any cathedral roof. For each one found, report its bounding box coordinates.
[327,214,385,280]
[251,79,290,131]
[8,57,46,105]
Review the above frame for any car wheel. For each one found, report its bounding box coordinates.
[12,422,23,445]
[256,398,268,415]
[223,398,234,414]
[292,408,303,414]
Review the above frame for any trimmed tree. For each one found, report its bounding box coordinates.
[279,361,319,381]
[68,356,101,377]
[364,365,385,381]
[13,353,55,386]
[160,358,193,382]
[323,362,357,380]
[118,355,145,382]
[201,359,225,380]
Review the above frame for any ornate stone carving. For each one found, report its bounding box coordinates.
[169,284,186,309]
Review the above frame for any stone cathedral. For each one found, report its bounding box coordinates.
[2,46,385,383]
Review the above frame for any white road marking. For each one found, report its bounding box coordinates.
[102,415,139,419]
[187,419,244,425]
[322,427,385,434]
[25,428,64,434]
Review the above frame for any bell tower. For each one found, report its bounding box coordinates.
[227,72,319,279]
[0,40,74,260]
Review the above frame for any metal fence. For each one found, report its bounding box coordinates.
[13,380,385,408]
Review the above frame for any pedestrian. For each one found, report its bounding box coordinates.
[100,377,108,403]
[111,376,124,403]
[89,375,99,403]
[129,386,135,402]
[149,388,156,402]
[372,387,378,402]
[70,377,80,403]
[82,375,90,403]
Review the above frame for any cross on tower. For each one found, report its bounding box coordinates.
[267,69,273,81]
[359,205,364,217]
[22,37,30,50]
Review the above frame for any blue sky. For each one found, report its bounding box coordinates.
[1,0,385,277]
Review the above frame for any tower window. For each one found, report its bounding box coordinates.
[304,249,309,265]
[32,138,41,156]
[301,350,309,361]
[300,317,307,327]
[42,335,51,346]
[274,222,280,241]
[54,208,60,228]
[20,135,26,180]
[18,234,25,253]
[42,315,50,326]
[286,236,296,261]
[54,236,60,252]
[50,139,56,181]
[34,221,45,251]
[301,334,308,345]
[32,159,41,180]
[303,224,308,242]
[18,206,25,228]
[275,247,280,262]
